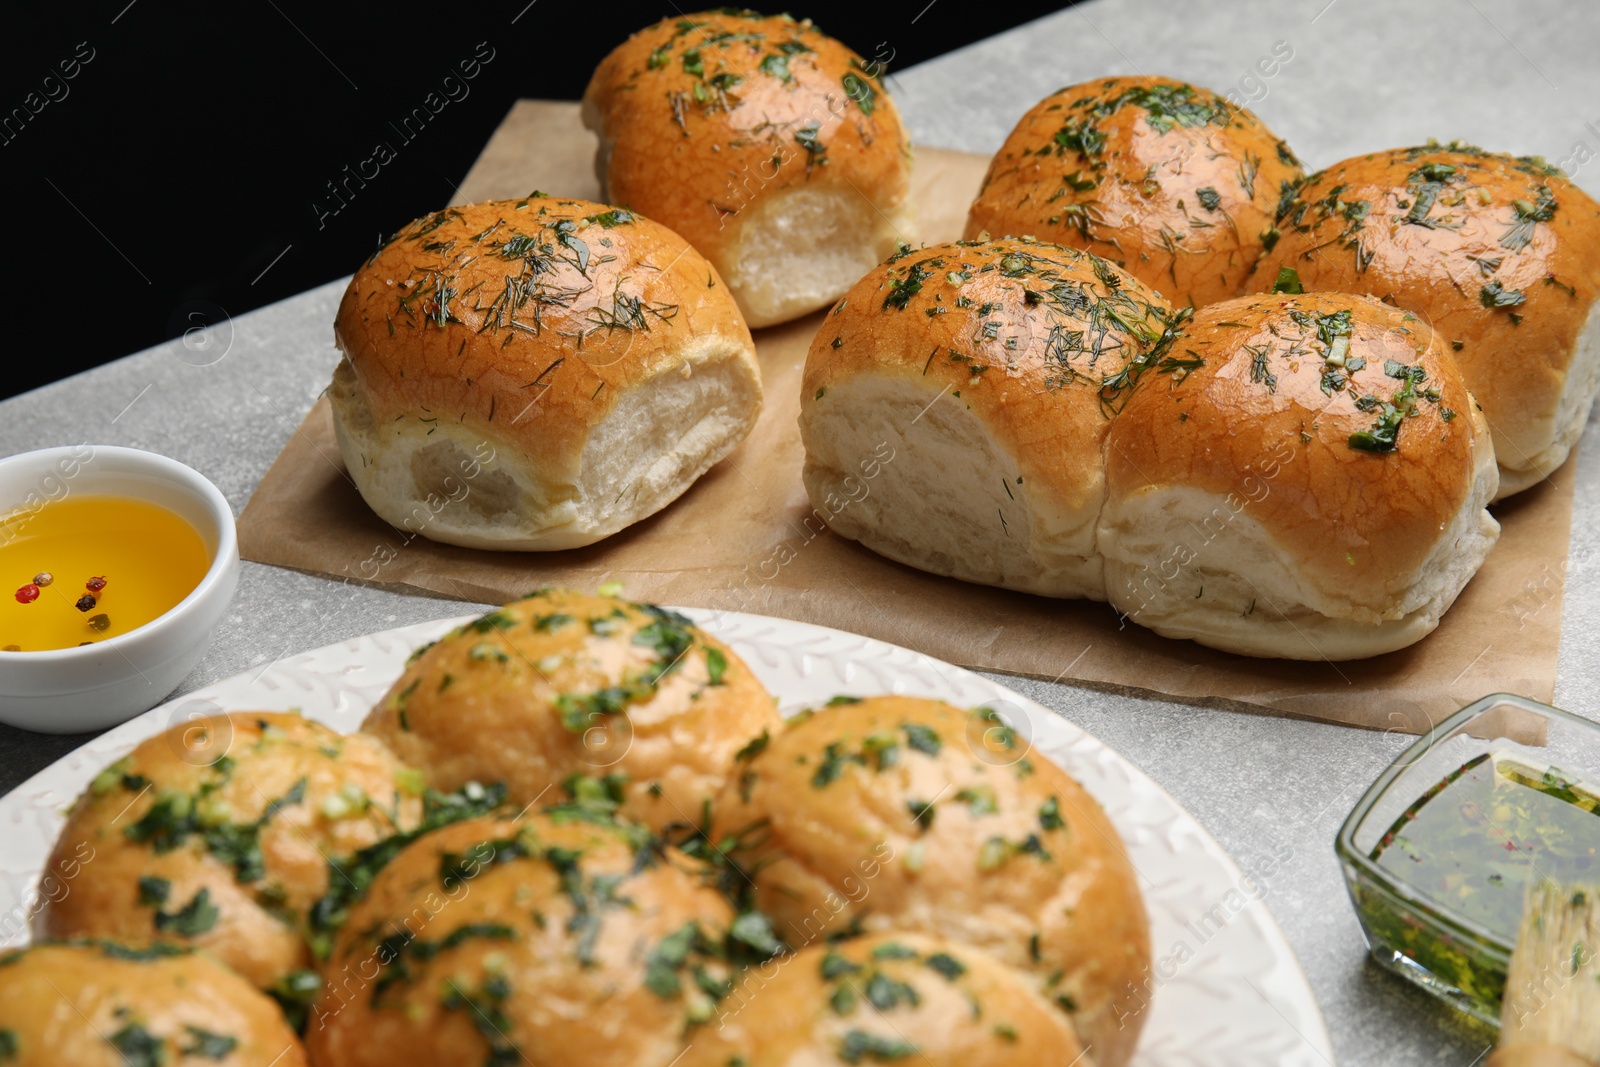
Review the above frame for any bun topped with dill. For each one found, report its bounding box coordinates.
[1098,290,1499,659]
[330,195,762,551]
[584,10,915,327]
[1254,141,1600,498]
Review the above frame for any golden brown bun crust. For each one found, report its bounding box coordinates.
[332,195,759,523]
[306,813,735,1067]
[710,695,1149,1067]
[1253,144,1600,484]
[686,933,1086,1066]
[35,712,423,990]
[361,591,779,834]
[1105,292,1486,607]
[583,12,911,270]
[802,238,1174,521]
[965,75,1305,307]
[0,942,307,1066]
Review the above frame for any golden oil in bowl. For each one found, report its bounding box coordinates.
[0,495,211,651]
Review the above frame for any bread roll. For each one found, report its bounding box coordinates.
[799,237,1175,598]
[0,942,307,1066]
[35,712,424,990]
[686,933,1087,1066]
[1099,292,1499,660]
[966,75,1305,307]
[306,812,737,1067]
[1253,142,1600,498]
[331,195,762,550]
[362,590,780,835]
[584,11,914,327]
[709,695,1150,1067]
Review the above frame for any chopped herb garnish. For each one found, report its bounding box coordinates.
[902,723,942,756]
[107,1024,163,1067]
[1479,280,1527,309]
[812,742,865,787]
[1271,267,1303,294]
[729,910,786,957]
[181,1027,238,1059]
[759,53,791,81]
[839,1030,918,1063]
[705,647,728,685]
[154,887,220,937]
[137,875,171,907]
[883,261,931,310]
[1500,186,1557,250]
[1040,796,1064,831]
[842,72,875,115]
[1349,362,1427,454]
[814,951,860,983]
[794,122,826,174]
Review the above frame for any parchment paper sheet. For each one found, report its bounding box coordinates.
[238,101,1574,733]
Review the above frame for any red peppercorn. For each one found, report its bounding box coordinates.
[75,594,97,612]
[86,576,108,593]
[14,584,39,604]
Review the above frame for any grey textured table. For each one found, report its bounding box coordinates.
[4,0,1599,1063]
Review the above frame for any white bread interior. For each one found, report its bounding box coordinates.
[800,373,1104,598]
[728,186,913,329]
[1098,437,1501,660]
[1494,297,1600,497]
[330,336,760,551]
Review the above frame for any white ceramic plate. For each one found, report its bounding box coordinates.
[0,609,1333,1066]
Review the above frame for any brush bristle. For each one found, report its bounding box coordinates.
[1500,881,1600,1059]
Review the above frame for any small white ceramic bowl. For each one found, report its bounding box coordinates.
[0,445,239,733]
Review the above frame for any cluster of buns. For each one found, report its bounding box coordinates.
[11,590,1150,1066]
[800,72,1600,660]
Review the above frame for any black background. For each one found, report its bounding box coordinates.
[0,1,1078,400]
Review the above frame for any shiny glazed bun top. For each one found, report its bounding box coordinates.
[35,711,424,991]
[361,589,779,835]
[966,75,1306,307]
[584,10,914,326]
[1254,142,1600,497]
[331,195,762,550]
[0,942,307,1067]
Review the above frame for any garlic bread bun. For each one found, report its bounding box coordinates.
[799,237,1175,599]
[331,195,762,550]
[686,933,1087,1067]
[0,942,307,1067]
[1253,142,1600,498]
[34,712,424,990]
[306,812,738,1067]
[583,10,914,327]
[361,591,779,834]
[709,695,1149,1067]
[965,75,1305,307]
[1099,292,1499,660]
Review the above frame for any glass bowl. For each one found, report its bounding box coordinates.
[1335,693,1600,1025]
